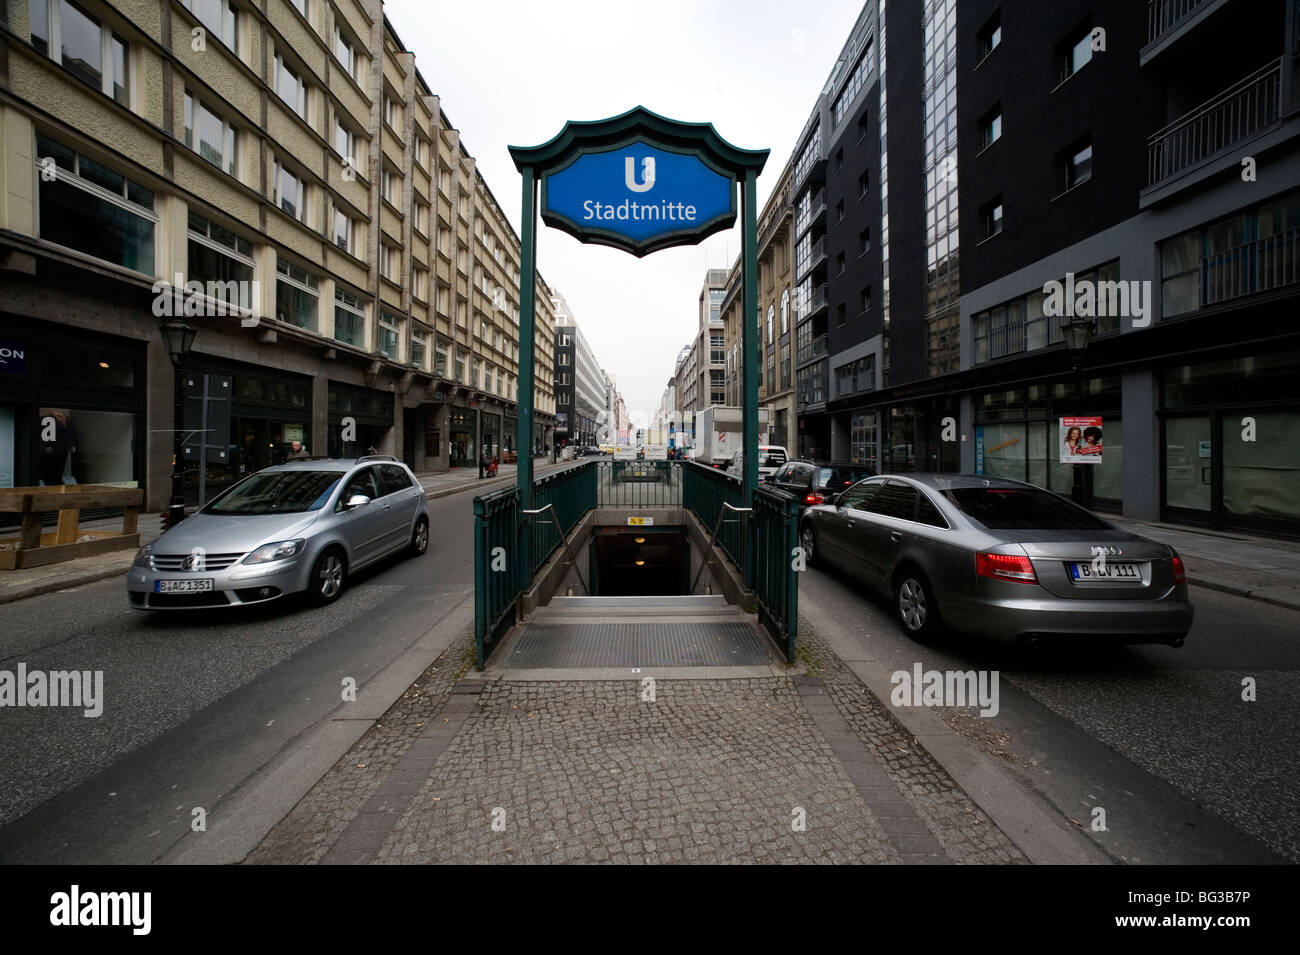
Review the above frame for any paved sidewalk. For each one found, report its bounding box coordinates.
[247,630,1029,865]
[0,457,573,605]
[1103,514,1300,611]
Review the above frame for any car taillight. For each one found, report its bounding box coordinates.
[1171,555,1186,586]
[975,552,1038,584]
[804,493,823,505]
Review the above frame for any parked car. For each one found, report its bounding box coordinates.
[798,473,1193,646]
[598,444,617,455]
[767,460,875,510]
[727,445,789,478]
[126,456,428,610]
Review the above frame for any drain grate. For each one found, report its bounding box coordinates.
[505,623,773,668]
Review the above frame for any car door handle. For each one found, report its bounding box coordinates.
[846,521,855,529]
[890,531,902,542]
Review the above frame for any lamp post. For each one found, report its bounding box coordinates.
[1060,312,1094,506]
[160,319,197,528]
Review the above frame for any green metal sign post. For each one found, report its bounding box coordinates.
[509,107,768,587]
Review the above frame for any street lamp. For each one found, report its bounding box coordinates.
[1060,312,1094,505]
[160,319,196,528]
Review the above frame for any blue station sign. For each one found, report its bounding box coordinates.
[542,142,736,256]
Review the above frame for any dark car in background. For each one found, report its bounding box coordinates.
[767,460,875,510]
[798,473,1193,646]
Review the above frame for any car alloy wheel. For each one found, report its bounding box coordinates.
[410,516,429,556]
[310,550,346,605]
[896,572,938,641]
[799,525,818,566]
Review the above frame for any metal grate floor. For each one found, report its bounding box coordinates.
[504,623,773,669]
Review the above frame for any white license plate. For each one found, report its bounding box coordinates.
[1070,561,1142,582]
[156,579,214,593]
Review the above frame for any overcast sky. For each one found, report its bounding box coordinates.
[390,0,867,422]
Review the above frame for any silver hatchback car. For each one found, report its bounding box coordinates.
[126,456,428,610]
[799,473,1193,647]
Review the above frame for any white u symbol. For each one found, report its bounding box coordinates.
[625,156,655,193]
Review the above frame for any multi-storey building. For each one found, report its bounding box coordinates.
[0,0,554,506]
[551,291,605,447]
[675,339,698,442]
[721,157,795,449]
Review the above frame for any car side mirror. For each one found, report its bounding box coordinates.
[825,492,840,507]
[345,494,371,509]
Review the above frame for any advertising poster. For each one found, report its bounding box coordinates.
[1060,416,1103,464]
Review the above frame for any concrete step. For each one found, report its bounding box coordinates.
[533,594,744,623]
[546,594,732,610]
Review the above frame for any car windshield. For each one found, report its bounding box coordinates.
[941,486,1112,530]
[205,470,343,515]
[817,466,872,487]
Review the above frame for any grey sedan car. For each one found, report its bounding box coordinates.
[126,457,428,610]
[798,473,1193,646]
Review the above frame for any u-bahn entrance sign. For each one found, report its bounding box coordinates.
[509,106,768,583]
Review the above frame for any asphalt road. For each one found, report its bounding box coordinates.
[800,564,1300,864]
[0,487,476,864]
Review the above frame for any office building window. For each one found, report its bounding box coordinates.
[1065,139,1092,189]
[31,0,130,105]
[859,227,871,255]
[275,55,307,120]
[435,340,448,377]
[860,286,872,312]
[379,243,398,282]
[273,158,308,223]
[413,267,428,302]
[332,206,357,255]
[981,198,1003,239]
[378,311,400,359]
[184,0,237,53]
[184,91,237,176]
[276,258,318,331]
[411,328,427,368]
[1059,26,1094,83]
[780,289,790,333]
[334,27,363,83]
[187,210,253,311]
[780,342,790,388]
[35,134,155,273]
[980,106,1002,149]
[978,10,1001,61]
[333,288,366,347]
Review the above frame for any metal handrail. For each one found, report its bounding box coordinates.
[691,502,751,594]
[523,503,589,595]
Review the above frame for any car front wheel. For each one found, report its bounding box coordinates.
[309,549,347,605]
[895,569,939,642]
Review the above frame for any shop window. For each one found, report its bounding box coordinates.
[188,210,254,311]
[36,407,136,487]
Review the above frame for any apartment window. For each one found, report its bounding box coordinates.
[456,299,467,327]
[275,55,307,121]
[1059,26,1094,84]
[413,201,429,236]
[766,352,775,394]
[980,106,1002,149]
[831,40,873,127]
[411,328,427,368]
[558,352,570,366]
[857,111,870,142]
[836,252,846,275]
[860,286,872,312]
[30,0,129,106]
[435,340,448,377]
[331,206,357,255]
[276,258,319,331]
[978,10,1001,61]
[35,134,155,273]
[436,227,450,255]
[780,289,790,334]
[381,169,401,206]
[471,357,482,388]
[780,342,791,388]
[289,0,308,20]
[273,159,307,223]
[384,93,401,130]
[333,288,366,347]
[187,210,253,311]
[858,171,870,198]
[981,198,1003,239]
[1161,229,1200,317]
[835,357,875,397]
[837,304,847,327]
[334,27,362,83]
[767,305,774,344]
[379,243,398,282]
[415,136,431,170]
[454,349,466,383]
[184,91,237,177]
[184,0,237,53]
[835,199,845,222]
[1065,140,1093,189]
[859,227,871,256]
[378,312,400,359]
[413,267,428,302]
[333,117,357,167]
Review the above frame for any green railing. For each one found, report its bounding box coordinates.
[530,462,598,574]
[599,460,682,507]
[473,485,524,669]
[682,461,799,663]
[752,484,800,662]
[681,461,746,568]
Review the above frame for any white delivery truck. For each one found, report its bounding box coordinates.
[693,406,769,468]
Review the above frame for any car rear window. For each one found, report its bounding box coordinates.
[816,466,872,488]
[942,487,1112,530]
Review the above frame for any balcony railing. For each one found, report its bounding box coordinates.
[1203,226,1300,306]
[797,334,828,366]
[1147,0,1209,44]
[1147,58,1281,187]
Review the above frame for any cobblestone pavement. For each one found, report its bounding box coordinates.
[250,620,1027,865]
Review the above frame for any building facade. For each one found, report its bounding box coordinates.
[551,291,605,448]
[0,0,555,509]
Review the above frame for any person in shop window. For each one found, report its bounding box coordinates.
[39,409,78,486]
[287,440,311,460]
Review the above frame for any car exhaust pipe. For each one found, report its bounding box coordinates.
[1017,633,1042,650]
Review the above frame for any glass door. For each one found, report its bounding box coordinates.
[1163,415,1213,525]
